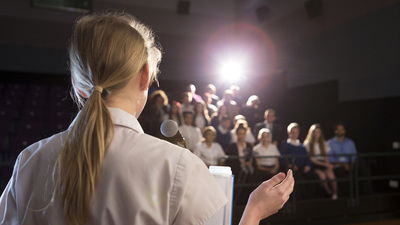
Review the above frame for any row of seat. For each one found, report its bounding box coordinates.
[1,82,78,162]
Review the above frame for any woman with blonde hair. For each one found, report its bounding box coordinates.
[0,12,294,225]
[304,123,338,200]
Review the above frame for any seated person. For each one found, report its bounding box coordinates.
[253,109,282,147]
[210,105,228,128]
[217,89,239,121]
[304,124,338,200]
[204,83,220,105]
[203,92,217,119]
[163,100,183,126]
[180,91,194,113]
[328,122,357,174]
[327,122,357,196]
[193,101,210,130]
[230,118,256,146]
[194,126,227,167]
[253,128,280,181]
[227,123,254,177]
[179,111,202,152]
[280,123,314,199]
[215,115,232,153]
[240,95,263,129]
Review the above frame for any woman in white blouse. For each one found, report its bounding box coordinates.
[304,124,338,200]
[0,12,294,225]
[253,128,280,180]
[194,126,226,167]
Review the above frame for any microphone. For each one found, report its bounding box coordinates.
[160,120,186,148]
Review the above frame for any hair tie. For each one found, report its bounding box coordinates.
[93,86,103,94]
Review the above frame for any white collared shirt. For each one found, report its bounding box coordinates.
[194,142,226,166]
[253,143,280,166]
[0,108,227,225]
[287,138,301,146]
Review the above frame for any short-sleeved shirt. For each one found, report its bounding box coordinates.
[194,142,226,166]
[0,108,227,225]
[253,143,281,166]
[327,137,357,163]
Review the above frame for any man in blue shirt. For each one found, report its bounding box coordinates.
[328,122,357,172]
[328,122,357,196]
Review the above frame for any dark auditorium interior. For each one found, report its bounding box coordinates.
[1,0,400,224]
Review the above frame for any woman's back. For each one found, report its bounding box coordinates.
[0,108,227,225]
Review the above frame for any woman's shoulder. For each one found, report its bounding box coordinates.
[253,143,262,149]
[17,131,68,165]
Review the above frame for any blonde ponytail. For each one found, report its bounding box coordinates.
[57,86,113,225]
[55,12,162,225]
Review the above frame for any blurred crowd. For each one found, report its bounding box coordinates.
[138,83,358,200]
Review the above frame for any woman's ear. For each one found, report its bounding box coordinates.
[139,63,150,91]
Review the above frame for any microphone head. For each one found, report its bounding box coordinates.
[160,120,179,137]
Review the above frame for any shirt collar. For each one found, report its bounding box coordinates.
[69,107,144,134]
[287,138,300,146]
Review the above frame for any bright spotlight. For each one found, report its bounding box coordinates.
[219,60,245,84]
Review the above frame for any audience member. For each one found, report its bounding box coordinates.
[193,101,210,130]
[217,89,239,121]
[164,100,182,126]
[304,124,338,200]
[241,95,263,129]
[203,92,217,118]
[327,122,357,195]
[205,83,220,105]
[280,123,312,173]
[227,123,254,177]
[210,105,228,128]
[179,111,202,152]
[253,128,281,181]
[215,115,232,152]
[280,123,313,199]
[327,122,357,173]
[180,91,194,113]
[187,84,203,103]
[139,89,169,137]
[194,126,227,167]
[230,119,256,146]
[230,85,245,108]
[253,109,282,146]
